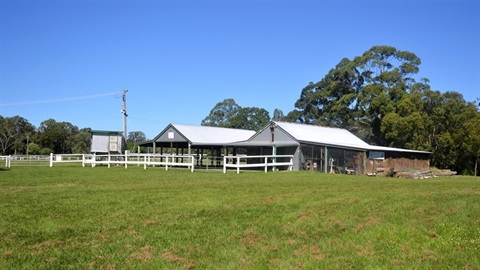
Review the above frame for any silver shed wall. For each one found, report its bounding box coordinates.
[90,132,123,153]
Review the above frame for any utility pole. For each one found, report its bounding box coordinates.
[121,90,128,142]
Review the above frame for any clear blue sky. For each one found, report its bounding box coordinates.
[1,0,479,139]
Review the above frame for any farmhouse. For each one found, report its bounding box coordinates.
[138,121,430,175]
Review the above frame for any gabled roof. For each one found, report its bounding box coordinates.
[154,124,256,146]
[272,121,371,150]
[268,121,431,154]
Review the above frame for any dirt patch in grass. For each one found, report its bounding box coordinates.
[161,251,193,269]
[297,212,309,221]
[28,240,63,257]
[140,219,157,227]
[391,259,405,265]
[356,245,375,257]
[328,216,347,231]
[426,230,439,238]
[263,197,279,204]
[3,250,13,259]
[129,245,154,262]
[292,245,326,261]
[352,223,365,232]
[240,232,262,248]
[29,240,62,250]
[352,216,379,232]
[269,258,282,266]
[421,250,438,263]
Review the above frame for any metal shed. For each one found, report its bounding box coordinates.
[90,130,125,154]
[244,121,431,174]
[137,121,431,174]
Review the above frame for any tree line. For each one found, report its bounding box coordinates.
[0,116,146,156]
[200,46,480,175]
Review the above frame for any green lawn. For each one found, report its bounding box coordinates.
[1,166,479,269]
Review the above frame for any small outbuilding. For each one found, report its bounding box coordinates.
[90,130,125,154]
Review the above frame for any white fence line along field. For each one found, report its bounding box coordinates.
[223,155,294,174]
[1,155,52,167]
[2,153,294,173]
[49,153,196,172]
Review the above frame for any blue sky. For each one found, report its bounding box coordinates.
[1,0,479,139]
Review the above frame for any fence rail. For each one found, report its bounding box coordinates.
[4,153,294,174]
[0,155,11,168]
[49,154,86,167]
[2,155,51,167]
[49,153,195,172]
[223,155,294,174]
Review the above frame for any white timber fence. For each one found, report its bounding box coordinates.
[49,152,195,172]
[223,154,294,174]
[0,155,11,168]
[49,153,86,167]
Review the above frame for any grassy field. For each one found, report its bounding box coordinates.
[1,166,479,269]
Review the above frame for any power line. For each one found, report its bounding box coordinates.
[0,92,117,107]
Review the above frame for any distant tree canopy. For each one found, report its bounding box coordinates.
[0,116,90,155]
[288,45,480,175]
[201,99,271,131]
[201,98,240,127]
[0,115,35,155]
[126,131,147,152]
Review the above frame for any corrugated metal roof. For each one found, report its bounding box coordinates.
[232,141,299,147]
[367,145,431,154]
[272,121,431,154]
[172,124,256,145]
[273,121,371,149]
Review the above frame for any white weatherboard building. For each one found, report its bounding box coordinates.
[138,121,430,174]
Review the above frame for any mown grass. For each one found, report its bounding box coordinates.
[1,166,479,269]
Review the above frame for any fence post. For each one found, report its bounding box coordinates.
[265,157,268,173]
[49,153,53,167]
[290,156,293,171]
[166,156,169,171]
[7,155,11,168]
[190,156,194,172]
[237,156,240,174]
[125,151,128,169]
[82,154,85,167]
[223,156,226,173]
